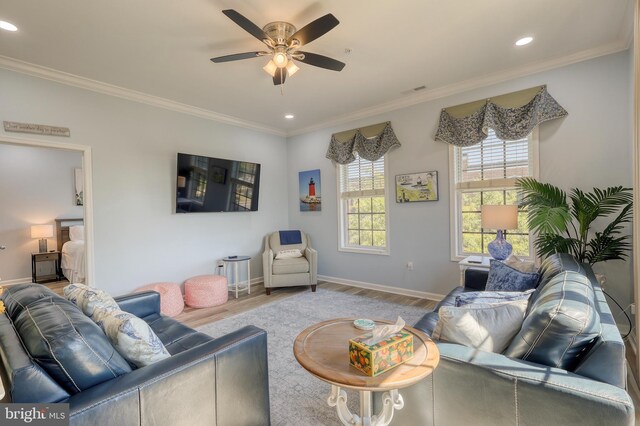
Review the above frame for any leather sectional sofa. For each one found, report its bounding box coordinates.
[0,284,270,425]
[376,254,634,425]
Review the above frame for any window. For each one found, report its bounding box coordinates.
[450,128,538,259]
[337,154,389,254]
[230,162,258,211]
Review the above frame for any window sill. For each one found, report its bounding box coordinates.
[338,246,390,256]
[451,253,535,263]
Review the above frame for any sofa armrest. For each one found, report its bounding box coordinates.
[68,325,270,426]
[378,342,634,425]
[464,269,489,290]
[305,247,317,285]
[115,291,161,318]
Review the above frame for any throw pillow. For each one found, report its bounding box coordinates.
[64,283,119,320]
[504,255,538,273]
[93,307,171,368]
[455,289,535,307]
[485,260,540,292]
[432,299,528,353]
[275,249,303,259]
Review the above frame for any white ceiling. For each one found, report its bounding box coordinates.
[0,0,633,135]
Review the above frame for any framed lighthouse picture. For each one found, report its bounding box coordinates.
[299,169,321,212]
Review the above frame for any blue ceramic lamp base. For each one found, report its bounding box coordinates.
[487,230,512,260]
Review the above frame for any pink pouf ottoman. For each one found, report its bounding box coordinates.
[135,282,184,317]
[184,275,228,308]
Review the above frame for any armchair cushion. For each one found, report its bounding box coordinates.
[275,249,303,259]
[273,257,310,274]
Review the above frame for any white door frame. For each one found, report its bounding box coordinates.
[0,135,95,286]
[633,0,640,387]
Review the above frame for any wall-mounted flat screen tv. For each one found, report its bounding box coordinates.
[176,153,261,213]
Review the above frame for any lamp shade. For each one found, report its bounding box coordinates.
[31,224,53,239]
[481,205,518,230]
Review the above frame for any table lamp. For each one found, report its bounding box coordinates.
[31,224,54,253]
[481,205,518,260]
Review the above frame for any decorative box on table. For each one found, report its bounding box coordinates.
[349,330,414,376]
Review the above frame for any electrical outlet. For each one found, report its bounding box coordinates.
[406,261,413,271]
[631,304,636,315]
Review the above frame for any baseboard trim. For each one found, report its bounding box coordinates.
[318,274,445,301]
[0,278,32,286]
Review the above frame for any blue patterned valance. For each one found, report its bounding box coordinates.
[326,122,401,165]
[435,86,568,147]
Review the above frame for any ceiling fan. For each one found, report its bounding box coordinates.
[210,10,346,86]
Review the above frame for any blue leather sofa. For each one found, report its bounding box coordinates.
[376,254,634,425]
[0,284,270,425]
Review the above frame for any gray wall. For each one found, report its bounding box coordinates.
[0,68,289,296]
[0,144,83,280]
[287,50,634,308]
[0,50,633,310]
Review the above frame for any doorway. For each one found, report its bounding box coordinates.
[0,135,94,286]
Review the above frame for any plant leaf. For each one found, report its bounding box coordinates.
[516,178,570,235]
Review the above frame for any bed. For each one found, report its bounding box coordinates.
[55,218,85,283]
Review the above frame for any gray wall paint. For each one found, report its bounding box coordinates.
[287,50,633,307]
[0,68,289,296]
[0,144,83,280]
[0,50,632,310]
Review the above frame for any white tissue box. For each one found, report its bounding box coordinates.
[349,330,414,377]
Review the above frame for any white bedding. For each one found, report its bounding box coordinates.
[62,240,85,283]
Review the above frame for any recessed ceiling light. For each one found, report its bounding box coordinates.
[515,36,533,46]
[284,114,294,119]
[0,21,18,32]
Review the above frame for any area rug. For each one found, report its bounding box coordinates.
[197,286,432,426]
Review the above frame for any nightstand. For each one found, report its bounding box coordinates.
[31,252,62,284]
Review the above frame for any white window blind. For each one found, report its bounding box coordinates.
[455,130,530,190]
[450,128,537,259]
[339,155,385,198]
[337,154,389,254]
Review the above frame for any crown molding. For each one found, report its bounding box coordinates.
[287,39,631,137]
[0,55,287,137]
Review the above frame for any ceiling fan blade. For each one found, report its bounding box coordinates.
[210,52,265,63]
[273,68,286,86]
[222,9,273,45]
[288,13,339,47]
[296,52,345,71]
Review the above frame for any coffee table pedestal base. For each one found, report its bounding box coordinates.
[327,385,404,426]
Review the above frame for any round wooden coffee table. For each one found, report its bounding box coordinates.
[294,318,439,426]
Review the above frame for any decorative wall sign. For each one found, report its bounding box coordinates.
[74,168,84,206]
[299,169,321,212]
[396,171,438,202]
[3,121,70,137]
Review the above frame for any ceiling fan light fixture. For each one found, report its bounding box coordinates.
[0,20,18,32]
[515,36,533,46]
[273,51,288,68]
[263,60,277,77]
[286,61,299,77]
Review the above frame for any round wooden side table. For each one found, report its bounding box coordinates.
[294,318,439,426]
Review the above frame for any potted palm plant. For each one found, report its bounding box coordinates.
[515,178,633,265]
